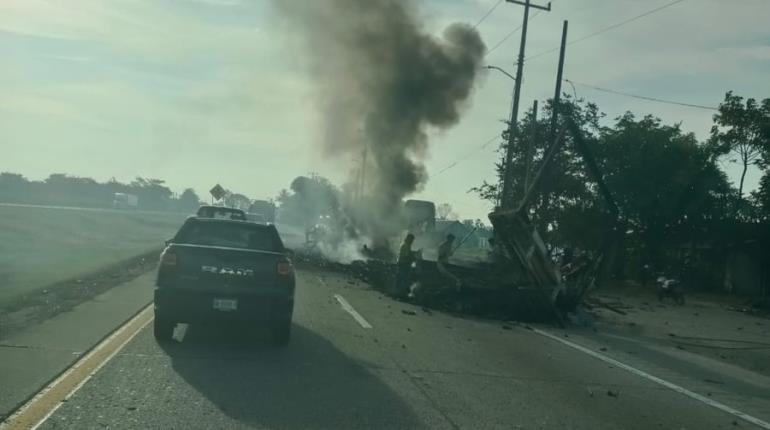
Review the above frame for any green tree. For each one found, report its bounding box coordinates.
[475,96,735,270]
[0,172,29,203]
[753,173,770,219]
[710,92,770,204]
[595,113,732,262]
[473,97,604,250]
[177,188,201,213]
[276,175,341,227]
[130,177,172,210]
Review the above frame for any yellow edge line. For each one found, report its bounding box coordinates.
[1,304,154,430]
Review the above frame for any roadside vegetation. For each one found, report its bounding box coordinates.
[0,205,186,305]
[473,92,770,292]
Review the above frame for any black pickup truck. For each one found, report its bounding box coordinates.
[154,217,295,345]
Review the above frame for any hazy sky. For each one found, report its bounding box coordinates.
[2,0,769,220]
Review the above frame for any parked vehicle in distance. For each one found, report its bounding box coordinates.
[113,193,138,209]
[196,205,246,220]
[154,217,295,345]
[246,213,267,224]
[404,199,436,234]
[248,200,276,223]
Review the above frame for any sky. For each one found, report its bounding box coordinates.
[1,0,769,220]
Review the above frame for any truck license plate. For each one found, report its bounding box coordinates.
[213,298,238,311]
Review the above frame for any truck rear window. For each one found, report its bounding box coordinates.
[177,222,282,252]
[196,207,246,220]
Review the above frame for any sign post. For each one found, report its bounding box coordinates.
[209,184,226,204]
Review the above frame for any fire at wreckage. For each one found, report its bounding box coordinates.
[272,0,616,324]
[295,119,618,327]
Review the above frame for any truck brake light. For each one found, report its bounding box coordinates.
[160,250,177,267]
[277,260,293,277]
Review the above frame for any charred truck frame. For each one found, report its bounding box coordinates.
[341,115,621,326]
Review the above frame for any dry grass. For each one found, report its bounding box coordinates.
[0,205,187,305]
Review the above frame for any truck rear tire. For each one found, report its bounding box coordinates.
[154,317,175,342]
[271,318,292,346]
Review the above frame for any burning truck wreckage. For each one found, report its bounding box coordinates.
[273,0,617,326]
[288,175,608,327]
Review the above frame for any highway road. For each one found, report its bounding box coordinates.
[4,265,770,429]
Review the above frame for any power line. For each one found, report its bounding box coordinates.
[474,0,505,28]
[486,10,544,57]
[567,79,718,111]
[435,134,500,176]
[525,0,687,62]
[437,81,714,176]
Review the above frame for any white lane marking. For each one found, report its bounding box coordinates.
[334,294,373,329]
[533,328,770,429]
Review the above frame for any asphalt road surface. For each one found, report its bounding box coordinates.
[15,266,770,429]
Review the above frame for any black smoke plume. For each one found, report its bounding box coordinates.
[274,0,486,242]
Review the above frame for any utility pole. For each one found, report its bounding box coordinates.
[523,99,537,196]
[358,143,368,201]
[517,20,569,213]
[548,20,568,151]
[500,0,551,209]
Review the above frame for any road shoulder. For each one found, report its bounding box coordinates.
[0,271,156,420]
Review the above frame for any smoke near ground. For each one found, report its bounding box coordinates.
[273,0,486,243]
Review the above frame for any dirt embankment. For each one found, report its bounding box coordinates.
[0,250,161,340]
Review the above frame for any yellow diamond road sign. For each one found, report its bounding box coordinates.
[209,184,226,200]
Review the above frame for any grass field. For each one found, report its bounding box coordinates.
[0,204,187,305]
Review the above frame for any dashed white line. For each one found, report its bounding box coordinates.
[334,294,373,329]
[532,327,770,429]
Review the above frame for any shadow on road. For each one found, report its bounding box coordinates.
[159,323,422,429]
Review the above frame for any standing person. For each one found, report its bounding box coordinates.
[395,233,417,297]
[437,234,461,291]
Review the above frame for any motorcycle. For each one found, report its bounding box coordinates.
[656,275,685,305]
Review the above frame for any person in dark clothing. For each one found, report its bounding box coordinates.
[395,233,418,297]
[437,234,461,291]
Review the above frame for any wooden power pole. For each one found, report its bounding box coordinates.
[358,143,368,201]
[517,20,569,213]
[500,0,551,209]
[523,99,538,196]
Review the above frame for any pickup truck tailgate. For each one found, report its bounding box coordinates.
[160,244,286,290]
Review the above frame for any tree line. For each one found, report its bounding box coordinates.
[473,91,770,282]
[0,173,203,213]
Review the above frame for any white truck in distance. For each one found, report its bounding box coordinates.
[113,193,138,209]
